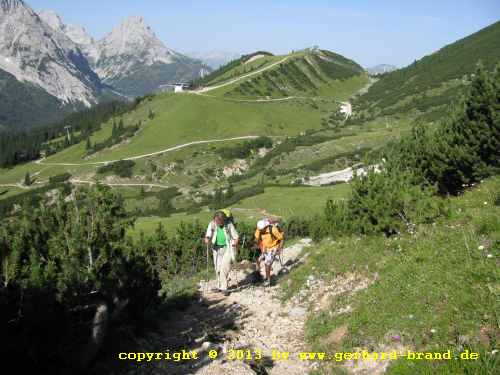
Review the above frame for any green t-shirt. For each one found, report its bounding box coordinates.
[215,225,227,246]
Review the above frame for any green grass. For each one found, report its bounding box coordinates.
[203,55,283,86]
[234,184,351,219]
[282,176,500,374]
[207,51,368,100]
[129,184,351,237]
[45,93,334,164]
[274,118,413,172]
[0,186,25,199]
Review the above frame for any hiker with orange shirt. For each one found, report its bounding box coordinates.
[254,218,285,286]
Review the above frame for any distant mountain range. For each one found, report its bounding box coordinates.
[0,0,210,129]
[366,64,398,75]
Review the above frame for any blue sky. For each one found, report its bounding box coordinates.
[29,0,499,68]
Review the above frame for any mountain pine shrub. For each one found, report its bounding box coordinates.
[387,63,499,194]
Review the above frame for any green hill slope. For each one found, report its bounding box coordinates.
[284,175,500,374]
[192,51,275,87]
[37,49,367,164]
[356,21,500,120]
[204,48,366,99]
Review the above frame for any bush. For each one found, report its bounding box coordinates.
[284,216,311,238]
[97,160,135,178]
[209,185,264,210]
[347,168,444,235]
[49,172,71,184]
[216,136,273,159]
[0,185,160,370]
[385,63,500,195]
[309,64,498,238]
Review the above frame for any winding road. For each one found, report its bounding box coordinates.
[36,136,261,166]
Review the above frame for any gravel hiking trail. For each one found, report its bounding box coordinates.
[119,238,315,375]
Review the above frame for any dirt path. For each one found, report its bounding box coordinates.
[70,179,172,189]
[193,93,337,104]
[121,239,315,375]
[196,57,289,93]
[36,136,260,166]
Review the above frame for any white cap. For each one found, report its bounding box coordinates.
[257,219,267,230]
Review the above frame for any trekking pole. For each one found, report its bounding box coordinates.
[205,242,210,294]
[235,235,246,290]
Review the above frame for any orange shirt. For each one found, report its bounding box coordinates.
[255,225,284,252]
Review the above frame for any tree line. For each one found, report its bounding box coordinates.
[0,100,140,168]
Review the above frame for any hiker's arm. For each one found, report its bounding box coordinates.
[273,226,285,249]
[204,222,212,244]
[229,223,239,246]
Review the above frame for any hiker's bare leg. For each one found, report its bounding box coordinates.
[256,254,263,276]
[265,264,271,282]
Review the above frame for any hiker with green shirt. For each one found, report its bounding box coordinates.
[204,211,239,296]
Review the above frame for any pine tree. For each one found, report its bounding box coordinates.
[86,137,92,151]
[387,63,499,195]
[226,184,235,199]
[438,62,499,191]
[112,121,118,139]
[24,171,31,186]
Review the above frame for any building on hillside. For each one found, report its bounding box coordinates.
[158,82,190,93]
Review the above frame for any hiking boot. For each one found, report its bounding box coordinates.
[222,290,230,297]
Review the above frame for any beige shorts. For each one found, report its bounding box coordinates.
[263,249,278,266]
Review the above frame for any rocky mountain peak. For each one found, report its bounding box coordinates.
[38,9,94,45]
[86,15,181,83]
[97,15,173,59]
[37,9,63,30]
[0,0,101,105]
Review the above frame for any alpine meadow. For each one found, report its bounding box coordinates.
[0,1,499,374]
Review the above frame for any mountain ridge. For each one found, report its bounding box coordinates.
[356,20,500,119]
[41,12,211,98]
[0,1,210,128]
[0,0,102,106]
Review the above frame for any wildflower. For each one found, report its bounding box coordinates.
[478,245,485,250]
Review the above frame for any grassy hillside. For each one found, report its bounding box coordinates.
[356,21,500,120]
[44,94,337,163]
[283,176,500,374]
[0,47,375,241]
[207,49,367,99]
[192,51,275,87]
